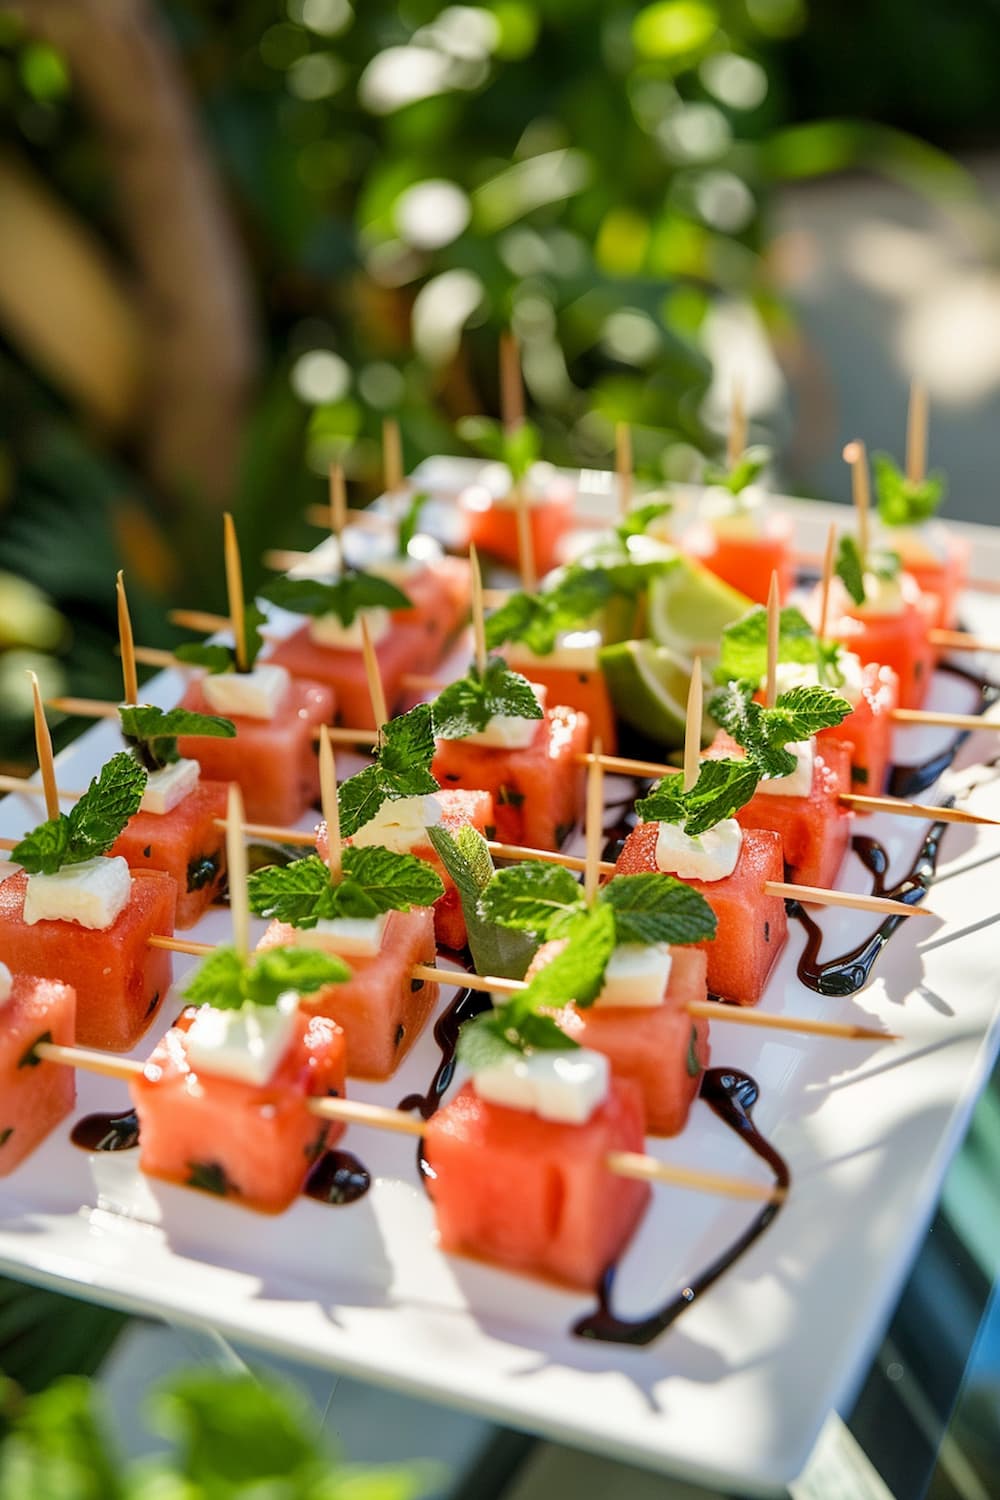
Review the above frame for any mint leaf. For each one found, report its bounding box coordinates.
[118,704,235,771]
[173,604,268,675]
[520,902,617,1010]
[456,1004,577,1070]
[709,681,851,778]
[715,604,818,687]
[15,752,148,874]
[835,534,866,606]
[398,491,428,557]
[341,844,444,912]
[248,848,443,928]
[11,817,71,877]
[615,498,673,543]
[432,658,542,740]
[768,683,853,739]
[872,451,946,527]
[869,546,901,581]
[636,758,760,838]
[261,571,410,624]
[479,862,585,936]
[458,416,541,484]
[338,705,438,839]
[599,873,717,947]
[456,415,506,463]
[248,856,335,927]
[426,824,536,978]
[703,444,771,495]
[182,944,348,1010]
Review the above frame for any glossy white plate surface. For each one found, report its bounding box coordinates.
[2,466,1000,1495]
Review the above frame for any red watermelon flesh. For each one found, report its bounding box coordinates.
[424,1077,649,1289]
[0,974,76,1175]
[707,729,851,891]
[110,778,228,929]
[460,483,576,579]
[257,906,438,1079]
[316,789,496,953]
[431,705,589,851]
[502,656,618,754]
[132,1007,346,1213]
[268,616,435,728]
[685,515,794,606]
[818,663,898,799]
[833,589,935,709]
[531,940,710,1135]
[615,822,787,1006]
[400,557,471,646]
[902,532,969,633]
[177,677,333,826]
[0,869,175,1051]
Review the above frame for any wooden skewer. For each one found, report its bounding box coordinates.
[499,331,524,435]
[227,783,250,961]
[843,440,870,564]
[29,671,59,821]
[818,523,836,645]
[615,423,633,518]
[928,628,1000,654]
[116,572,139,706]
[767,881,932,917]
[360,615,388,732]
[32,1038,782,1203]
[329,461,347,538]
[223,513,248,673]
[891,708,1000,732]
[727,376,747,469]
[765,574,780,710]
[318,726,342,881]
[470,544,488,677]
[906,378,928,485]
[683,660,702,794]
[169,609,230,635]
[382,418,404,496]
[302,505,394,535]
[513,488,537,594]
[840,794,1000,827]
[584,737,604,905]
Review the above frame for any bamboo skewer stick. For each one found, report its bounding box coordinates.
[318,726,342,881]
[382,418,404,496]
[223,513,248,673]
[727,377,747,469]
[169,609,230,635]
[818,523,836,644]
[906,378,928,485]
[29,671,60,821]
[329,462,347,538]
[302,506,394,536]
[227,783,250,961]
[765,881,932,917]
[117,572,139,706]
[583,738,604,905]
[891,708,1000,732]
[360,616,388,733]
[470,544,488,678]
[927,628,1000,654]
[839,794,1000,826]
[32,1038,782,1203]
[514,490,537,595]
[843,440,871,563]
[765,574,780,710]
[615,423,633,518]
[683,661,702,794]
[499,331,525,435]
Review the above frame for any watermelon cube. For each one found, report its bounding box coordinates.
[424,1077,649,1289]
[707,728,851,891]
[131,1007,346,1213]
[819,663,898,798]
[432,705,589,851]
[832,584,935,709]
[459,479,576,579]
[685,514,794,606]
[0,869,175,1051]
[898,530,969,633]
[398,557,472,658]
[256,906,438,1079]
[615,822,787,1006]
[177,677,334,826]
[110,778,228,929]
[267,618,433,730]
[503,652,618,754]
[536,942,710,1135]
[0,974,76,1175]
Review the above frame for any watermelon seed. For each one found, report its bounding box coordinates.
[18,1031,52,1069]
[410,978,424,992]
[0,1129,12,1148]
[395,1024,406,1048]
[186,1161,236,1197]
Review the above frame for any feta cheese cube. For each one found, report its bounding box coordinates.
[309,607,391,650]
[653,818,742,882]
[23,856,132,931]
[202,664,290,721]
[349,794,443,854]
[292,911,390,958]
[595,943,672,1008]
[757,738,814,799]
[184,993,300,1086]
[140,758,200,815]
[462,685,547,750]
[773,652,864,708]
[473,1047,609,1124]
[508,629,602,674]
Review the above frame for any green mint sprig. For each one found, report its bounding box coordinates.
[835,534,901,608]
[247,847,444,928]
[708,681,852,779]
[484,553,676,656]
[175,604,268,675]
[872,452,946,528]
[703,444,771,495]
[426,823,537,980]
[13,752,146,875]
[457,415,541,486]
[182,944,350,1011]
[614,497,674,543]
[432,657,542,740]
[457,997,578,1071]
[260,571,410,625]
[338,704,438,839]
[714,604,845,690]
[118,704,236,772]
[635,757,760,837]
[397,490,429,557]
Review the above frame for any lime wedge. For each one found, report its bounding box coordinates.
[647,558,751,661]
[600,639,705,749]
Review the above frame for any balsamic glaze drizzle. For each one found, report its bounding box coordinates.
[888,662,999,800]
[70,1109,141,1153]
[305,1149,371,1205]
[575,1069,788,1344]
[398,987,487,1120]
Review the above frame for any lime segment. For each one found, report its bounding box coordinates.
[648,558,751,661]
[600,639,706,749]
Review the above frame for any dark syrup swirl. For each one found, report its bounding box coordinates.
[398,986,487,1121]
[71,1109,141,1153]
[889,663,999,799]
[575,1068,788,1345]
[789,820,947,997]
[305,1149,371,1205]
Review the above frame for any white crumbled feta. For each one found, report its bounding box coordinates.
[883,523,949,567]
[0,962,11,1007]
[773,652,865,709]
[202,664,290,720]
[309,607,391,650]
[139,758,200,815]
[184,992,300,1087]
[349,794,443,855]
[368,535,444,588]
[653,819,742,882]
[757,738,815,799]
[594,943,673,1008]
[462,684,547,750]
[473,1047,610,1124]
[852,571,905,618]
[23,856,132,931]
[291,911,390,958]
[701,485,765,541]
[507,630,602,674]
